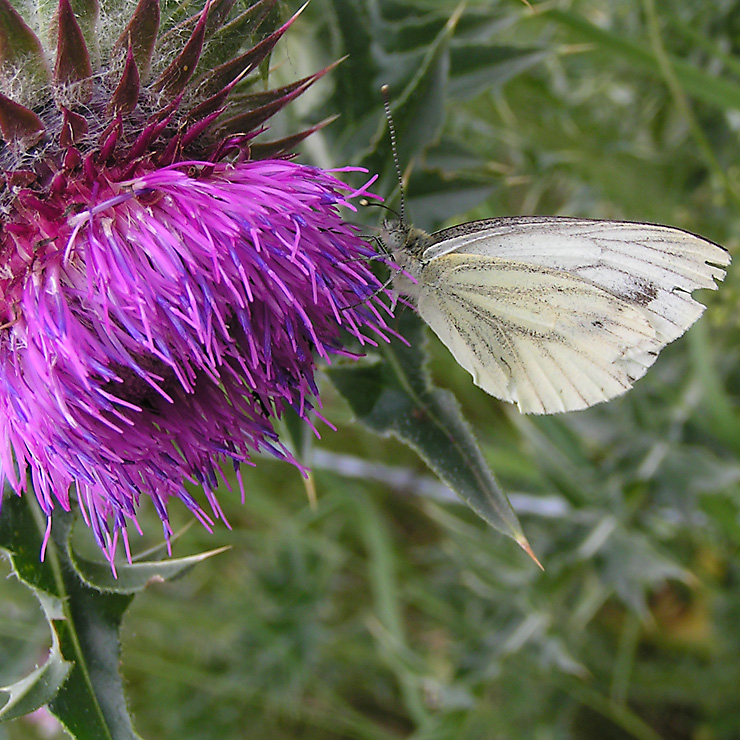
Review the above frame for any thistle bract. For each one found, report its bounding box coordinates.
[0,0,389,561]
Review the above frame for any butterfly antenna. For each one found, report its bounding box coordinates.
[359,198,400,220]
[381,84,405,225]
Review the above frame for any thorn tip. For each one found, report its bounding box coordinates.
[518,536,544,571]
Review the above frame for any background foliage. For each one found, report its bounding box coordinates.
[3,0,740,738]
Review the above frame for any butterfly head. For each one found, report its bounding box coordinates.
[380,218,408,251]
[380,218,430,263]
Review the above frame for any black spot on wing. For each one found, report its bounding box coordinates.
[613,278,658,307]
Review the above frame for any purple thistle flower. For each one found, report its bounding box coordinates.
[0,0,392,563]
[0,159,388,561]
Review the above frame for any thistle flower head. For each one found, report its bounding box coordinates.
[0,0,389,562]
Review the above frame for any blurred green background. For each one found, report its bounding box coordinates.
[3,0,740,738]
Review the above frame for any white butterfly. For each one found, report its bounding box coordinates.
[381,216,730,415]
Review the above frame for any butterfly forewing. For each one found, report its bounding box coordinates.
[425,217,728,343]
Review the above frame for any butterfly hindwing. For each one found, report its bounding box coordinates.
[419,252,679,414]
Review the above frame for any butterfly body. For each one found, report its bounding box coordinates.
[381,216,730,414]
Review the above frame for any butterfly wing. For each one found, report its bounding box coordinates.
[416,222,729,413]
[423,217,729,354]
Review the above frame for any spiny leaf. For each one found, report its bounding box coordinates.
[0,93,45,148]
[0,495,143,737]
[0,590,72,721]
[153,1,208,97]
[328,308,534,559]
[0,0,50,85]
[109,42,140,115]
[114,0,160,78]
[326,0,374,122]
[0,493,226,735]
[54,0,93,95]
[196,0,277,75]
[0,495,72,722]
[361,3,463,201]
[217,65,332,136]
[71,546,230,594]
[249,115,338,159]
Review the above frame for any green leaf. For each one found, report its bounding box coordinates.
[48,579,140,740]
[325,0,374,123]
[0,613,72,721]
[332,3,464,203]
[70,545,230,595]
[0,496,72,721]
[0,493,61,596]
[371,5,461,179]
[0,494,226,735]
[545,8,740,112]
[406,165,498,230]
[449,43,547,100]
[0,494,144,738]
[328,308,534,559]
